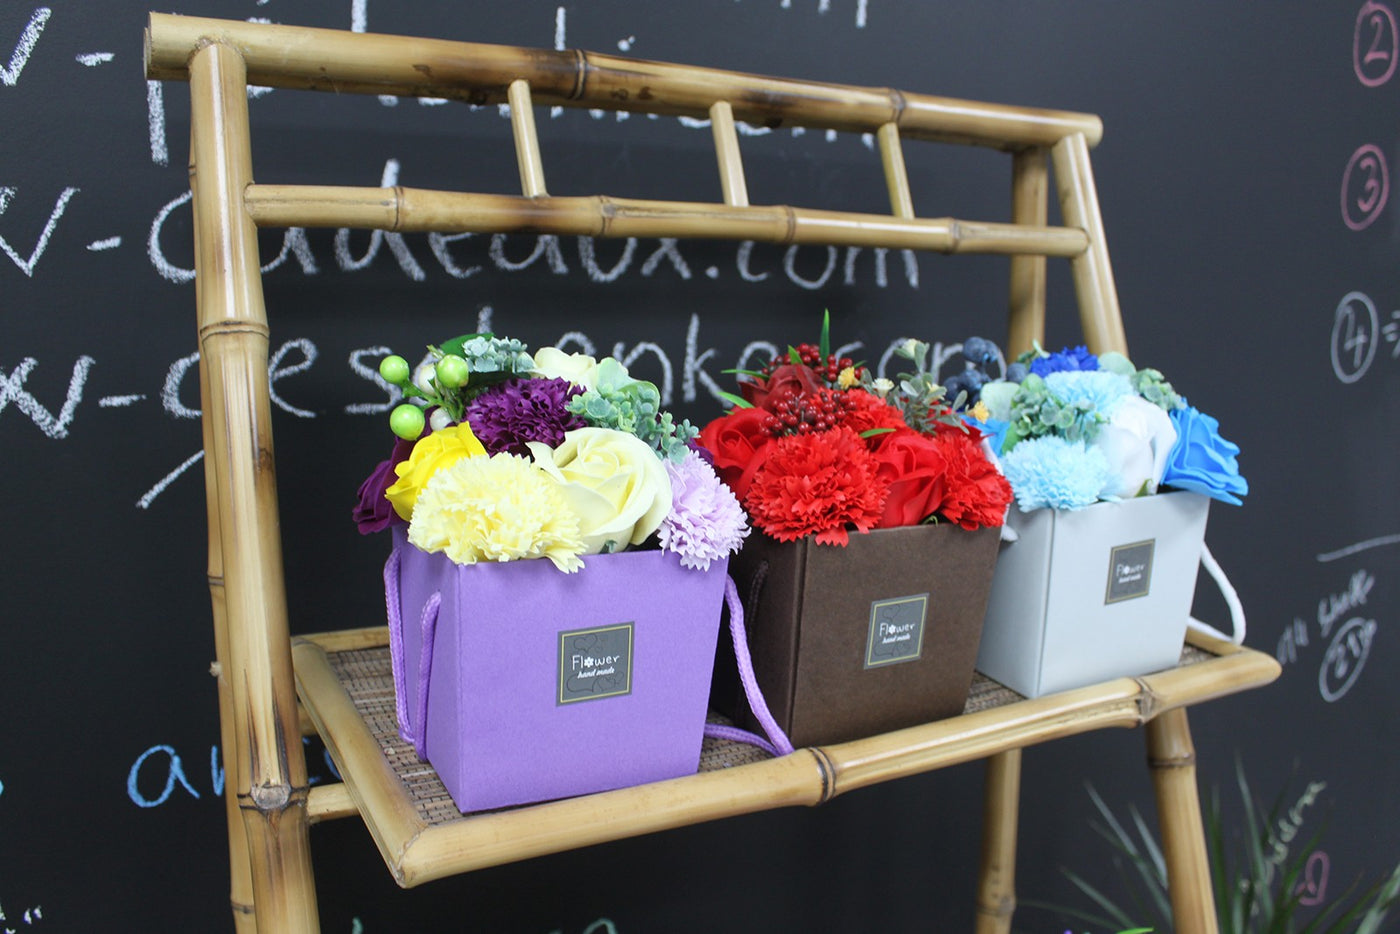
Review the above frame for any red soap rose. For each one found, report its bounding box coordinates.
[932,428,1013,530]
[870,431,950,529]
[697,406,777,501]
[740,363,825,412]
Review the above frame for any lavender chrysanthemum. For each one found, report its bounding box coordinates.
[1000,435,1112,511]
[464,377,585,456]
[658,450,750,570]
[1044,370,1134,418]
[1029,344,1098,377]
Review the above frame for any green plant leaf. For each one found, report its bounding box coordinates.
[716,390,754,409]
[819,309,831,360]
[859,427,895,438]
[438,332,488,357]
[788,345,803,367]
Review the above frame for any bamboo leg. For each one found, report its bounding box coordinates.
[1146,709,1219,934]
[1050,133,1127,356]
[1007,148,1048,357]
[974,749,1021,934]
[189,41,319,934]
[189,117,259,934]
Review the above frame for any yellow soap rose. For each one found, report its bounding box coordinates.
[530,347,604,391]
[527,427,671,555]
[384,423,487,521]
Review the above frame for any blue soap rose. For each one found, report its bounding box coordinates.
[1161,405,1247,505]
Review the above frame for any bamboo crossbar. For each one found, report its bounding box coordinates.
[242,185,1090,257]
[144,14,1101,150]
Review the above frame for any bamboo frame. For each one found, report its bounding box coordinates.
[144,14,1102,149]
[144,14,1282,933]
[709,101,750,207]
[188,40,318,932]
[289,627,1278,885]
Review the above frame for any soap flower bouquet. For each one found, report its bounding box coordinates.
[698,317,1013,545]
[353,333,749,573]
[968,343,1247,511]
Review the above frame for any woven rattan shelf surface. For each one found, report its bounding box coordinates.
[292,628,1269,887]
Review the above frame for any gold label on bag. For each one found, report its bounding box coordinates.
[1105,540,1155,604]
[864,594,929,668]
[557,623,634,704]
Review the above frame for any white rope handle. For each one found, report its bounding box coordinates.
[1185,542,1246,645]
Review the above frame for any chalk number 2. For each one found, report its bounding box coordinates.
[1355,0,1398,86]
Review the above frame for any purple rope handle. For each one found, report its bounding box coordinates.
[383,545,441,758]
[704,574,794,757]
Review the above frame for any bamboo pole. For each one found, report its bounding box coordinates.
[144,14,1102,149]
[877,123,915,219]
[189,40,319,933]
[197,183,258,934]
[507,79,547,197]
[975,749,1021,934]
[1007,147,1049,356]
[1147,709,1220,934]
[1051,133,1127,355]
[709,101,750,207]
[241,184,1090,257]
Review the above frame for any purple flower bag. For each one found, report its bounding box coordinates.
[386,527,730,812]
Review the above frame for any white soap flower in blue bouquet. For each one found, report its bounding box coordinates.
[968,344,1247,511]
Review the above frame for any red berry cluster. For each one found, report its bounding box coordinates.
[763,343,866,385]
[763,388,858,437]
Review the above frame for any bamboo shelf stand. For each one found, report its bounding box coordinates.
[144,14,1280,934]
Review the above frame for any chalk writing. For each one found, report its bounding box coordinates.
[1319,616,1377,702]
[0,899,46,932]
[1277,569,1382,703]
[1330,290,1380,383]
[0,355,94,439]
[1297,850,1330,906]
[1341,144,1388,231]
[1255,780,1328,894]
[1318,533,1400,562]
[1355,0,1398,86]
[0,186,79,277]
[85,236,120,251]
[547,920,619,934]
[0,7,50,88]
[74,52,113,67]
[127,741,340,807]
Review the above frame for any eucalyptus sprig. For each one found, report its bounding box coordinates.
[565,358,698,461]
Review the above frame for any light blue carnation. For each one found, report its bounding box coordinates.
[1044,370,1134,417]
[1000,435,1112,511]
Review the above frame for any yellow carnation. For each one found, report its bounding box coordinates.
[407,452,586,572]
[384,423,487,521]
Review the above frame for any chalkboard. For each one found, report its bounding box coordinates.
[3,1,1397,931]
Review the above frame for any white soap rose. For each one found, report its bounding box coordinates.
[527,427,672,555]
[531,348,604,392]
[1092,395,1177,499]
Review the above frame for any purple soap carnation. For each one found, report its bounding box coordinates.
[352,436,416,534]
[464,376,585,456]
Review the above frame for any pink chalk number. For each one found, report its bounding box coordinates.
[1355,1,1398,86]
[1341,144,1388,231]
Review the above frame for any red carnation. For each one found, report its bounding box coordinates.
[697,406,777,501]
[931,429,1013,530]
[743,427,887,546]
[841,389,914,450]
[870,432,950,529]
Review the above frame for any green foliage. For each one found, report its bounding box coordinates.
[1005,373,1104,447]
[869,337,967,435]
[1024,761,1400,934]
[565,359,697,461]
